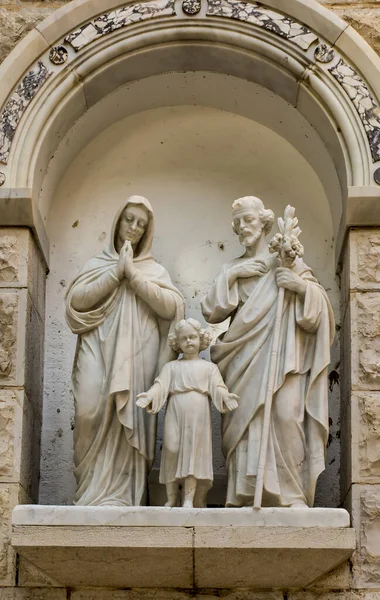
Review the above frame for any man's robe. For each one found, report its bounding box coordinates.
[201,254,335,507]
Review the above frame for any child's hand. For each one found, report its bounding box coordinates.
[224,392,239,412]
[136,392,153,410]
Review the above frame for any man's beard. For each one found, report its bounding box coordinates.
[239,227,263,247]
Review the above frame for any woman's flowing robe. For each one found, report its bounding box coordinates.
[201,255,335,507]
[145,359,229,489]
[65,197,184,506]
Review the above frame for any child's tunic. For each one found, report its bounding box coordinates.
[146,359,229,487]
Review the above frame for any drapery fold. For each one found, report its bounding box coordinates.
[66,197,184,506]
[202,255,334,506]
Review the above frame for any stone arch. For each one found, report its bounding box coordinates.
[0,3,378,587]
[0,0,380,262]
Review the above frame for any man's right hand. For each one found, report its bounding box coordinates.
[229,258,269,283]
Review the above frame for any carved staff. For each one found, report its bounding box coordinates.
[253,205,304,508]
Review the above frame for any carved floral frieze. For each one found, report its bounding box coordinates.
[206,0,318,50]
[65,0,175,51]
[329,59,380,163]
[1,0,380,168]
[0,62,51,165]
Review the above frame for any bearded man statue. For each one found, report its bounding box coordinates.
[201,196,335,508]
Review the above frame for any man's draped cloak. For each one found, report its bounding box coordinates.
[201,255,335,507]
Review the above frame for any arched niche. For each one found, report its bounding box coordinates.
[40,75,341,505]
[0,0,379,508]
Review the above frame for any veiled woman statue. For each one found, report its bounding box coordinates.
[65,195,184,506]
[201,196,335,508]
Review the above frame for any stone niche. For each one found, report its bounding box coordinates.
[11,71,354,590]
[38,72,342,509]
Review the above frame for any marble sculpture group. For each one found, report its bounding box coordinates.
[65,194,335,509]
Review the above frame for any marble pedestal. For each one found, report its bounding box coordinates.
[12,505,355,589]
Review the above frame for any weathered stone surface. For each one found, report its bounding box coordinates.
[0,229,46,322]
[0,588,66,599]
[0,387,39,496]
[71,593,282,600]
[352,484,380,587]
[18,555,65,587]
[0,288,43,410]
[194,595,283,600]
[0,291,18,382]
[0,486,14,583]
[22,397,41,502]
[12,516,354,589]
[0,389,22,480]
[359,486,380,585]
[0,233,44,499]
[7,592,380,600]
[0,483,27,586]
[318,2,380,55]
[356,392,380,480]
[321,0,375,3]
[18,388,41,500]
[0,4,64,65]
[193,526,354,589]
[0,235,19,283]
[289,594,347,600]
[0,395,17,479]
[290,593,380,600]
[26,234,46,323]
[24,292,44,416]
[331,7,380,55]
[71,591,193,600]
[350,229,380,290]
[14,525,194,588]
[351,293,380,389]
[311,560,351,589]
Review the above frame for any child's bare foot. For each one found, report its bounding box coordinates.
[165,482,179,507]
[165,500,176,507]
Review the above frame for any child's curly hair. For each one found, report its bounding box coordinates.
[168,318,212,354]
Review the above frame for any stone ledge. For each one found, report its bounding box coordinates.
[12,505,351,527]
[12,506,356,590]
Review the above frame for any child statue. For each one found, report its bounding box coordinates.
[136,318,239,508]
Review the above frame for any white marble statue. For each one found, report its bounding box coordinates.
[65,196,184,506]
[201,197,335,508]
[136,318,239,508]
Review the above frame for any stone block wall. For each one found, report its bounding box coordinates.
[340,229,380,593]
[323,1,380,56]
[0,229,45,586]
